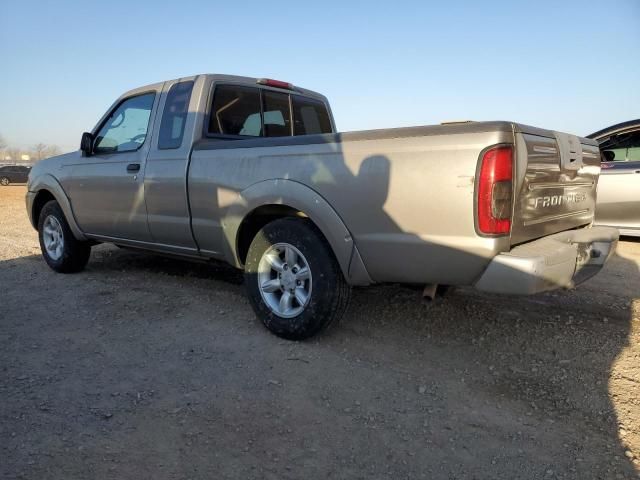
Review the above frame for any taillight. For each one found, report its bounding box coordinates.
[477,145,513,235]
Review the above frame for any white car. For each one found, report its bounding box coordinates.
[589,119,640,237]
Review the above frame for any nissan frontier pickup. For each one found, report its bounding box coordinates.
[26,74,618,339]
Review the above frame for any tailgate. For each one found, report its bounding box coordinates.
[510,125,601,245]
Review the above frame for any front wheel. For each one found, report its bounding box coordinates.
[244,218,351,340]
[0,177,9,186]
[38,200,91,273]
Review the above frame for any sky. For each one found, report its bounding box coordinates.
[1,0,638,153]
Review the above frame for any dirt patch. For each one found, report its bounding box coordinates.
[2,186,639,479]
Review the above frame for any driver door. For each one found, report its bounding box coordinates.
[69,89,161,241]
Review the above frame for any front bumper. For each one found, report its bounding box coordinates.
[474,226,619,295]
[25,190,36,229]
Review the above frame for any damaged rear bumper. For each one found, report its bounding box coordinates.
[474,226,619,295]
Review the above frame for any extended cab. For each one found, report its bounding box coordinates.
[27,74,618,339]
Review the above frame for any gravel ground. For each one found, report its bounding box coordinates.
[1,185,639,479]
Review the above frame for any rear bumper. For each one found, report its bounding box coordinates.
[474,226,619,295]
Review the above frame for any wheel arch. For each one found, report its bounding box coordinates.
[31,189,56,228]
[28,174,87,241]
[225,179,372,286]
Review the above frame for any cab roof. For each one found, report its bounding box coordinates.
[121,73,329,104]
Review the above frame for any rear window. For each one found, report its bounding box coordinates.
[207,84,333,138]
[292,96,332,135]
[159,80,194,149]
[208,85,262,137]
[263,91,291,137]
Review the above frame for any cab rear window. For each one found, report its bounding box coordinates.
[292,95,332,135]
[209,85,262,136]
[263,91,291,137]
[207,84,333,139]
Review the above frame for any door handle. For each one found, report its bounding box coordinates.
[127,163,140,173]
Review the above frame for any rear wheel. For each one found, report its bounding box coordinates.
[0,177,9,186]
[38,200,91,273]
[244,218,351,340]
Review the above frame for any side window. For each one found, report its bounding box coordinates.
[602,148,627,162]
[208,85,261,136]
[628,147,640,161]
[158,81,194,149]
[292,96,333,135]
[600,131,640,162]
[262,91,291,137]
[94,93,155,154]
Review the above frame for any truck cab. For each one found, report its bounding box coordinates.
[38,75,334,250]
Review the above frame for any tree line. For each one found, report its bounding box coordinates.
[0,133,62,164]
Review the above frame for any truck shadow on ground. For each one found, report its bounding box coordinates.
[1,243,638,478]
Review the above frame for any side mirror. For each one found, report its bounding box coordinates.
[80,132,94,157]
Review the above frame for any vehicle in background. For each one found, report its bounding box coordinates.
[589,119,640,237]
[26,74,618,339]
[0,165,31,186]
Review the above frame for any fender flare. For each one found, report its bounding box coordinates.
[223,179,372,286]
[28,174,87,241]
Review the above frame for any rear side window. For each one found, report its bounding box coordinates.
[262,91,291,137]
[209,85,262,136]
[292,96,332,135]
[159,80,194,149]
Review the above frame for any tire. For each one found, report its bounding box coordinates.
[38,200,91,273]
[244,217,351,340]
[0,177,9,186]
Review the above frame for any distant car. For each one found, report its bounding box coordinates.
[589,120,640,237]
[0,165,31,186]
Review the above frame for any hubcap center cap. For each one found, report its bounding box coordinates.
[281,270,296,290]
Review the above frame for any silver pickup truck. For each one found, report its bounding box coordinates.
[27,74,618,339]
